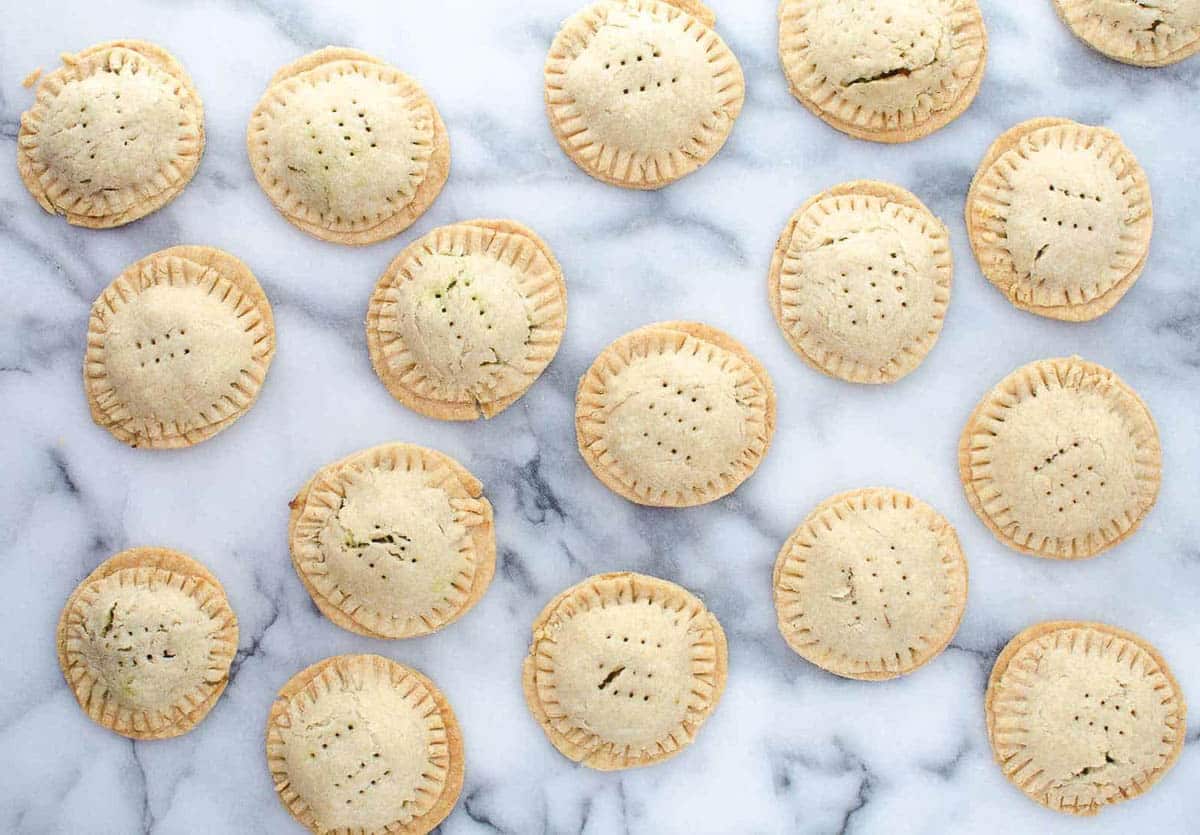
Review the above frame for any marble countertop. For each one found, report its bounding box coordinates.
[2,1,1199,833]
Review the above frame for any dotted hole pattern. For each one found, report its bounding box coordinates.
[597,627,670,703]
[602,46,678,95]
[639,379,732,469]
[306,723,394,807]
[833,245,912,326]
[135,327,190,368]
[1030,440,1108,512]
[99,604,178,670]
[840,544,914,627]
[1070,690,1138,771]
[432,275,493,340]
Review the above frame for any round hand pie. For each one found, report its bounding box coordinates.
[959,356,1161,559]
[267,654,463,833]
[248,46,449,245]
[544,0,745,188]
[56,547,238,739]
[774,488,967,680]
[769,180,952,383]
[966,118,1152,321]
[288,442,495,639]
[366,219,567,420]
[523,572,727,770]
[1053,0,1200,66]
[84,245,276,449]
[18,40,204,227]
[778,0,987,142]
[576,321,776,507]
[987,621,1186,815]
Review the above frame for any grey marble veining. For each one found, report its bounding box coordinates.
[2,1,1199,833]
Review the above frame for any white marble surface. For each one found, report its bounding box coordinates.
[2,1,1199,833]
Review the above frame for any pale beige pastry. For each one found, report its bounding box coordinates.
[544,0,745,189]
[773,488,967,680]
[778,0,987,142]
[987,621,1186,815]
[84,245,276,449]
[18,40,204,228]
[959,356,1161,559]
[267,654,463,834]
[576,321,776,507]
[56,546,238,740]
[966,118,1152,321]
[366,219,568,420]
[523,572,727,770]
[247,46,449,245]
[1053,0,1200,66]
[288,443,496,639]
[768,180,953,383]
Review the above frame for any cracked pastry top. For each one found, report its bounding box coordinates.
[17,40,204,228]
[1053,0,1200,66]
[769,180,953,383]
[366,219,567,420]
[267,654,463,834]
[778,0,987,142]
[773,488,968,680]
[959,356,1161,560]
[56,547,238,740]
[575,321,776,508]
[987,621,1186,815]
[247,46,449,245]
[966,118,1153,321]
[523,572,727,770]
[544,0,745,188]
[84,245,276,449]
[288,443,496,639]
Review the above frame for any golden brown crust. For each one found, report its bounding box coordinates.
[1052,0,1200,67]
[777,0,987,143]
[247,47,449,246]
[286,443,496,639]
[656,320,778,435]
[772,487,967,680]
[986,621,1187,815]
[965,118,1152,321]
[770,180,926,330]
[768,180,952,383]
[18,40,204,228]
[83,245,276,449]
[575,321,776,507]
[266,46,379,86]
[544,0,744,189]
[56,546,238,740]
[958,356,1161,559]
[522,572,728,770]
[662,0,716,26]
[266,654,464,834]
[366,219,568,421]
